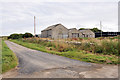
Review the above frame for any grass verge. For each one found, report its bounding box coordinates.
[10,39,119,64]
[2,40,18,73]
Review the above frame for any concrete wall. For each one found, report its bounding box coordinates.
[41,30,52,38]
[68,29,82,38]
[41,31,47,38]
[79,30,95,38]
[47,30,52,38]
[52,25,68,39]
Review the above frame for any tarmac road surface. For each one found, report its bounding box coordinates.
[3,41,118,78]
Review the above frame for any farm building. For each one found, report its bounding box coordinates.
[41,24,68,39]
[41,24,95,39]
[79,29,95,38]
[68,28,82,38]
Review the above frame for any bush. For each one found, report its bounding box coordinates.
[8,34,23,39]
[77,39,118,56]
[101,40,118,55]
[8,33,33,39]
[23,33,33,38]
[94,44,103,53]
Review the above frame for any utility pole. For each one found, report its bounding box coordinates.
[100,21,102,37]
[34,16,36,36]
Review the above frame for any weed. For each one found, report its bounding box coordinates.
[10,39,119,64]
[2,40,18,73]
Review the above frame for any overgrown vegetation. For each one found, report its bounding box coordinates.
[77,39,118,56]
[10,37,119,64]
[2,40,18,73]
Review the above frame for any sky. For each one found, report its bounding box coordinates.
[0,0,119,36]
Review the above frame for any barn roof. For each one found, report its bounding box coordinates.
[41,24,62,32]
[68,28,77,30]
[79,29,94,34]
[41,24,67,32]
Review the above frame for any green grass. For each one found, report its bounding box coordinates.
[2,40,18,73]
[10,39,119,64]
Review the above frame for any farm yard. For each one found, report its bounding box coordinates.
[10,36,119,64]
[1,1,119,78]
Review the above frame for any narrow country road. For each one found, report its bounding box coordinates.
[3,41,118,78]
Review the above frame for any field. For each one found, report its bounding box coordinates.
[10,37,119,64]
[2,40,18,73]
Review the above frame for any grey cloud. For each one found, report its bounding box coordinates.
[1,2,118,36]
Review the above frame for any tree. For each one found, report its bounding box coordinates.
[23,33,33,38]
[79,27,103,33]
[8,34,21,39]
[8,33,33,39]
[90,28,103,33]
[79,28,85,30]
[19,34,24,38]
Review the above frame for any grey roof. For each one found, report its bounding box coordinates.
[79,29,94,34]
[41,24,62,32]
[79,29,91,30]
[69,28,77,30]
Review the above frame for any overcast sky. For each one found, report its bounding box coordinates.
[0,0,119,36]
